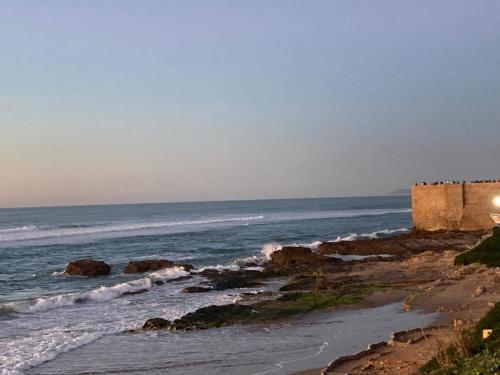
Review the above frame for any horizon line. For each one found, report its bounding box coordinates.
[0,192,410,210]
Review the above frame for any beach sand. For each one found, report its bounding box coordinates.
[291,248,500,374]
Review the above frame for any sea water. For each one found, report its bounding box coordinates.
[0,196,419,375]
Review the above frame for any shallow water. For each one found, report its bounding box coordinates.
[0,196,412,374]
[27,303,437,375]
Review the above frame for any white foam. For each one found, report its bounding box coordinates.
[0,225,37,233]
[329,227,409,243]
[6,267,188,314]
[0,289,242,375]
[0,216,265,243]
[259,228,409,261]
[261,243,283,260]
[326,253,393,261]
[196,264,241,273]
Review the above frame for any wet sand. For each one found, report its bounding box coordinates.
[292,249,500,374]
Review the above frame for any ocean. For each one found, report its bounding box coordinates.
[1,196,434,375]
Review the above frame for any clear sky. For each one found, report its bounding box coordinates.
[1,0,499,208]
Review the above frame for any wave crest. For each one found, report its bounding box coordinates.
[4,267,188,314]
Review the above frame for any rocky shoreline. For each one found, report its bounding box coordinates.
[64,229,499,374]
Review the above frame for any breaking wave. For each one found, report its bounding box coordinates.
[0,216,265,243]
[260,228,409,260]
[4,267,188,314]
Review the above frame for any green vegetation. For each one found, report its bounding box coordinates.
[164,281,391,330]
[250,282,389,321]
[278,275,317,291]
[455,227,500,267]
[420,302,500,374]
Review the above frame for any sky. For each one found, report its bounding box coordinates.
[1,0,499,208]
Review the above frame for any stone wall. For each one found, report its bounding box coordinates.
[411,182,500,231]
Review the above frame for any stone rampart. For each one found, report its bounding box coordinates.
[411,182,500,231]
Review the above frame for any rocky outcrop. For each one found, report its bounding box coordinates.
[142,318,171,330]
[268,246,342,272]
[65,259,111,276]
[172,304,254,330]
[123,259,175,274]
[176,263,195,272]
[316,230,485,257]
[269,246,319,267]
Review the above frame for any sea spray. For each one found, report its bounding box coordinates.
[5,267,188,314]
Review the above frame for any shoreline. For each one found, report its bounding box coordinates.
[287,238,500,374]
[13,228,499,375]
[122,228,496,374]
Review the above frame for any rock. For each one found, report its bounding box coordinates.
[195,269,221,277]
[213,275,260,290]
[177,263,195,272]
[123,289,149,296]
[123,259,175,274]
[169,304,254,330]
[154,280,165,286]
[474,286,486,297]
[316,230,485,257]
[65,259,111,276]
[166,275,192,283]
[142,317,171,330]
[270,246,319,268]
[181,286,212,293]
[243,262,259,268]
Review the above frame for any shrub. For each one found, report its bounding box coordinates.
[455,227,500,267]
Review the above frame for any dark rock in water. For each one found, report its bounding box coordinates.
[65,259,111,276]
[316,230,485,257]
[212,275,260,290]
[242,262,259,268]
[169,304,254,330]
[166,275,192,283]
[270,246,320,268]
[176,263,195,272]
[142,317,171,330]
[195,269,221,277]
[123,289,149,296]
[154,280,165,286]
[123,259,175,274]
[181,286,212,293]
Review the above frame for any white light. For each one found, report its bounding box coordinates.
[494,196,500,208]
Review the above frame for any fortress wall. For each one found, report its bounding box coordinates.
[411,182,500,231]
[460,183,500,230]
[411,184,464,231]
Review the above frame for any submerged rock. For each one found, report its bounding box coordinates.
[65,259,111,276]
[181,286,212,293]
[142,317,171,330]
[123,259,175,274]
[166,275,193,283]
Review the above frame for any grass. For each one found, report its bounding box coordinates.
[455,227,500,267]
[420,302,500,374]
